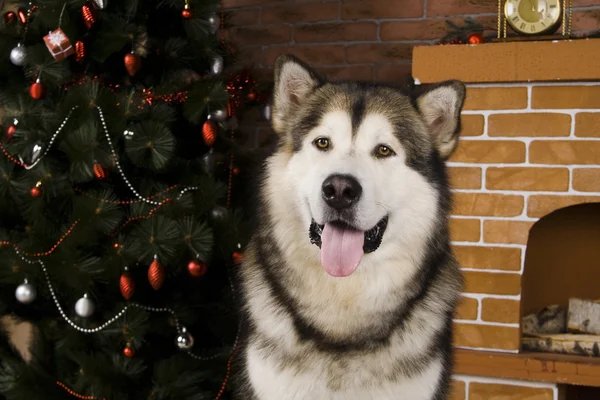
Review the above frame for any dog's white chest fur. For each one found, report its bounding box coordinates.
[246,344,442,400]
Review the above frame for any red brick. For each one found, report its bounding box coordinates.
[573,169,600,192]
[450,218,481,242]
[454,323,520,350]
[294,22,377,43]
[575,113,600,137]
[529,141,600,165]
[227,9,260,26]
[263,45,346,66]
[346,43,413,64]
[224,0,284,7]
[448,167,482,189]
[374,63,412,83]
[486,167,569,191]
[450,140,526,164]
[315,65,373,81]
[231,25,291,46]
[453,193,524,217]
[427,0,497,17]
[341,0,424,20]
[454,246,522,271]
[262,3,339,23]
[572,9,600,32]
[528,195,600,218]
[381,16,496,41]
[462,271,522,295]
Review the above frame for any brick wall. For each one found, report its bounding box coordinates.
[451,376,559,400]
[449,82,600,352]
[224,0,600,83]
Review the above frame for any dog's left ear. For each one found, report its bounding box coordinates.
[414,80,466,160]
[271,54,322,133]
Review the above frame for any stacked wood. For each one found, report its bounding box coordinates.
[522,304,566,336]
[567,298,600,335]
[522,334,600,357]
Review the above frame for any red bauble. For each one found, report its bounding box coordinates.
[4,12,17,24]
[202,120,217,147]
[75,41,86,62]
[30,187,41,197]
[123,346,135,357]
[124,52,142,77]
[232,251,243,264]
[148,257,165,290]
[467,32,484,45]
[82,3,96,29]
[247,92,257,101]
[29,80,45,100]
[182,8,193,19]
[119,271,135,300]
[93,163,106,179]
[232,166,240,176]
[17,9,27,24]
[6,125,16,141]
[187,260,208,278]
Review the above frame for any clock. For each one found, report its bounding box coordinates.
[504,0,562,36]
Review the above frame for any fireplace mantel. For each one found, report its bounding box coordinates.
[413,39,600,84]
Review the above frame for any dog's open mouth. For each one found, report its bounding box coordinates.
[309,217,388,278]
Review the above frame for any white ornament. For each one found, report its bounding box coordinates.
[15,279,37,304]
[92,0,107,9]
[123,129,135,140]
[31,144,42,163]
[210,108,227,122]
[10,44,27,66]
[210,55,224,75]
[176,327,195,350]
[262,104,271,121]
[207,13,219,35]
[75,293,95,317]
[46,30,67,47]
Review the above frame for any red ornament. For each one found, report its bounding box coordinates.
[93,163,106,179]
[82,3,96,29]
[4,12,17,24]
[232,251,243,264]
[187,260,208,278]
[247,92,257,101]
[123,346,135,357]
[43,28,75,61]
[232,166,240,176]
[467,32,484,45]
[30,187,41,197]
[17,9,27,24]
[29,79,45,100]
[75,41,85,62]
[6,125,17,141]
[182,8,192,19]
[119,271,135,300]
[202,120,217,147]
[124,52,142,77]
[148,256,165,290]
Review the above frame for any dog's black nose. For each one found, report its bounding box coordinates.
[322,174,362,210]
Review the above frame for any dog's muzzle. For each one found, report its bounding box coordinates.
[309,216,389,253]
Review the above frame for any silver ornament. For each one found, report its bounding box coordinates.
[31,144,42,163]
[10,44,27,67]
[176,327,194,350]
[201,149,216,175]
[207,13,219,35]
[262,104,271,121]
[15,279,36,304]
[123,130,135,140]
[92,0,107,9]
[210,108,227,122]
[210,55,224,75]
[210,205,228,222]
[75,293,95,318]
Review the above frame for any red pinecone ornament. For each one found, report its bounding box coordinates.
[29,80,45,100]
[188,260,208,278]
[82,3,96,29]
[202,120,217,147]
[6,125,16,141]
[232,251,243,264]
[93,163,106,179]
[119,271,135,300]
[148,256,165,290]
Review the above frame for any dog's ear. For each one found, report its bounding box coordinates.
[272,54,321,133]
[414,80,466,160]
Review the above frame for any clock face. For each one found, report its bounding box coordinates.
[505,0,562,35]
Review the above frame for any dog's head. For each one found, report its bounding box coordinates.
[266,54,465,278]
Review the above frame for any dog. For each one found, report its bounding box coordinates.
[233,54,466,400]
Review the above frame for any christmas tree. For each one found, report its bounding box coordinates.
[0,0,257,398]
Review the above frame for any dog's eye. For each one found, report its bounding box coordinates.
[375,145,395,158]
[314,138,330,151]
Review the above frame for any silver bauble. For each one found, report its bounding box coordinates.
[201,149,216,175]
[123,130,135,140]
[15,279,36,304]
[31,144,42,163]
[92,0,107,9]
[207,13,220,35]
[10,44,27,67]
[210,55,224,76]
[176,327,194,350]
[210,205,228,222]
[262,104,271,121]
[210,108,228,122]
[75,293,95,317]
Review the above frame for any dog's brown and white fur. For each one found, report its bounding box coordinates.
[233,54,466,400]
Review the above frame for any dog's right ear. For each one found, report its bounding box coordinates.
[272,54,321,133]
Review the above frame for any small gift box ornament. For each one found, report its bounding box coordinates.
[43,28,75,61]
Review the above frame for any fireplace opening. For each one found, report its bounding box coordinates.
[521,202,600,357]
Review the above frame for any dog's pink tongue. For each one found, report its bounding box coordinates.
[320,223,365,277]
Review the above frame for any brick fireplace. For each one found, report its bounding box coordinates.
[414,39,600,399]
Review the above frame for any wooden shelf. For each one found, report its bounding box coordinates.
[454,349,600,387]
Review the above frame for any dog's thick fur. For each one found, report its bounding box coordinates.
[233,54,466,400]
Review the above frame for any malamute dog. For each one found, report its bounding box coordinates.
[234,54,466,400]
